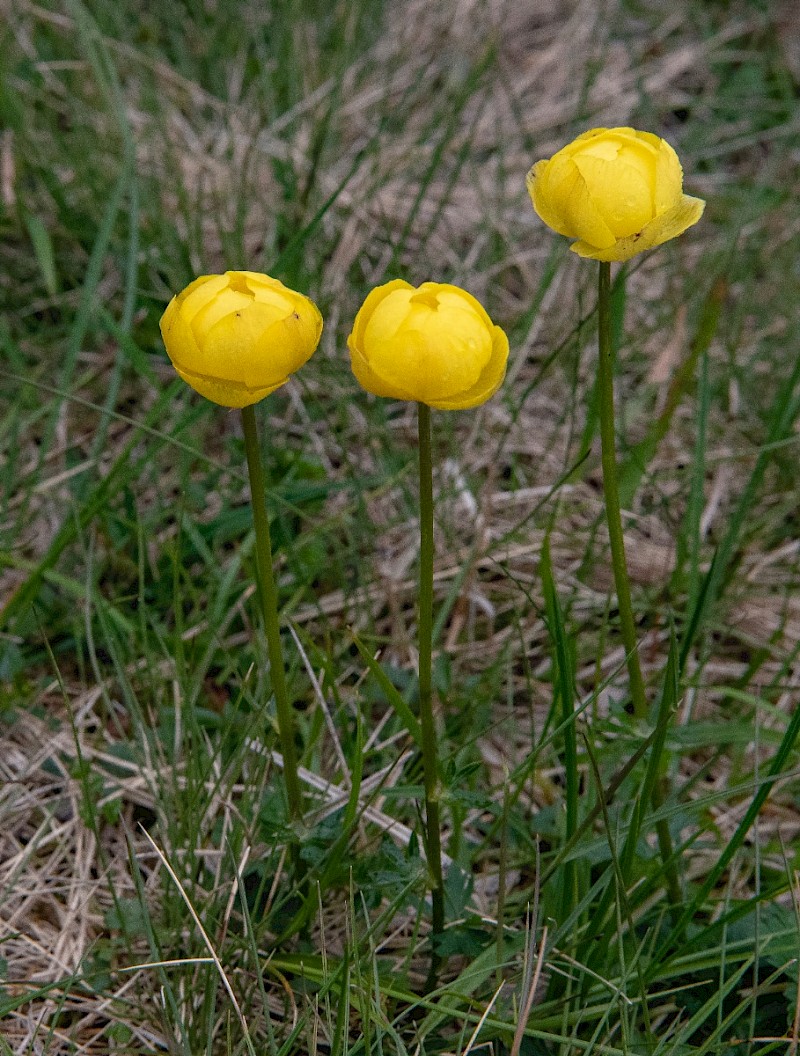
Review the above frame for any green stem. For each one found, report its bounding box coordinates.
[417,402,445,988]
[597,262,679,907]
[652,774,682,906]
[240,404,303,827]
[596,262,648,722]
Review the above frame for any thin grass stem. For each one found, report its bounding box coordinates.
[541,538,578,927]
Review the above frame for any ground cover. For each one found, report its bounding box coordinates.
[2,0,800,1052]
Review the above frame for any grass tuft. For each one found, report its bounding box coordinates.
[2,0,800,1052]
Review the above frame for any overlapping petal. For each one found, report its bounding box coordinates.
[160,271,322,407]
[570,194,706,262]
[347,280,508,410]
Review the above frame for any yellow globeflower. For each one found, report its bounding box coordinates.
[526,127,705,262]
[160,271,323,408]
[348,279,509,410]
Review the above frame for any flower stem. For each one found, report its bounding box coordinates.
[596,262,647,722]
[417,402,446,988]
[597,262,679,907]
[240,404,303,827]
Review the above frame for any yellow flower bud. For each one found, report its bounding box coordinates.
[160,271,323,408]
[526,127,705,262]
[347,280,509,410]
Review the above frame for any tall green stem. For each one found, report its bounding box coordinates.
[596,262,648,722]
[417,402,445,985]
[597,262,679,906]
[240,404,303,827]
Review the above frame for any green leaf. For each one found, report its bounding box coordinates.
[22,211,59,297]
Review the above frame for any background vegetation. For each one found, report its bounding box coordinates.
[2,0,800,1052]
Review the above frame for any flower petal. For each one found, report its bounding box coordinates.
[257,306,323,378]
[571,155,652,238]
[178,274,231,324]
[526,160,574,238]
[362,287,417,349]
[160,293,203,373]
[198,302,298,384]
[172,365,284,408]
[429,325,509,410]
[421,282,494,329]
[191,286,254,341]
[630,128,663,151]
[350,279,414,351]
[569,193,705,262]
[566,128,611,148]
[348,339,415,400]
[395,306,493,402]
[545,155,617,250]
[636,193,706,250]
[243,272,308,315]
[653,137,684,215]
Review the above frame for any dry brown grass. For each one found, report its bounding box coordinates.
[3,0,800,1050]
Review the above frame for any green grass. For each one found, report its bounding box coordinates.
[2,0,800,1053]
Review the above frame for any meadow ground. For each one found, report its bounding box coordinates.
[2,0,800,1052]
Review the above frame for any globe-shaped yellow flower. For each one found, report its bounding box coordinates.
[526,127,705,262]
[160,271,323,408]
[347,280,509,410]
